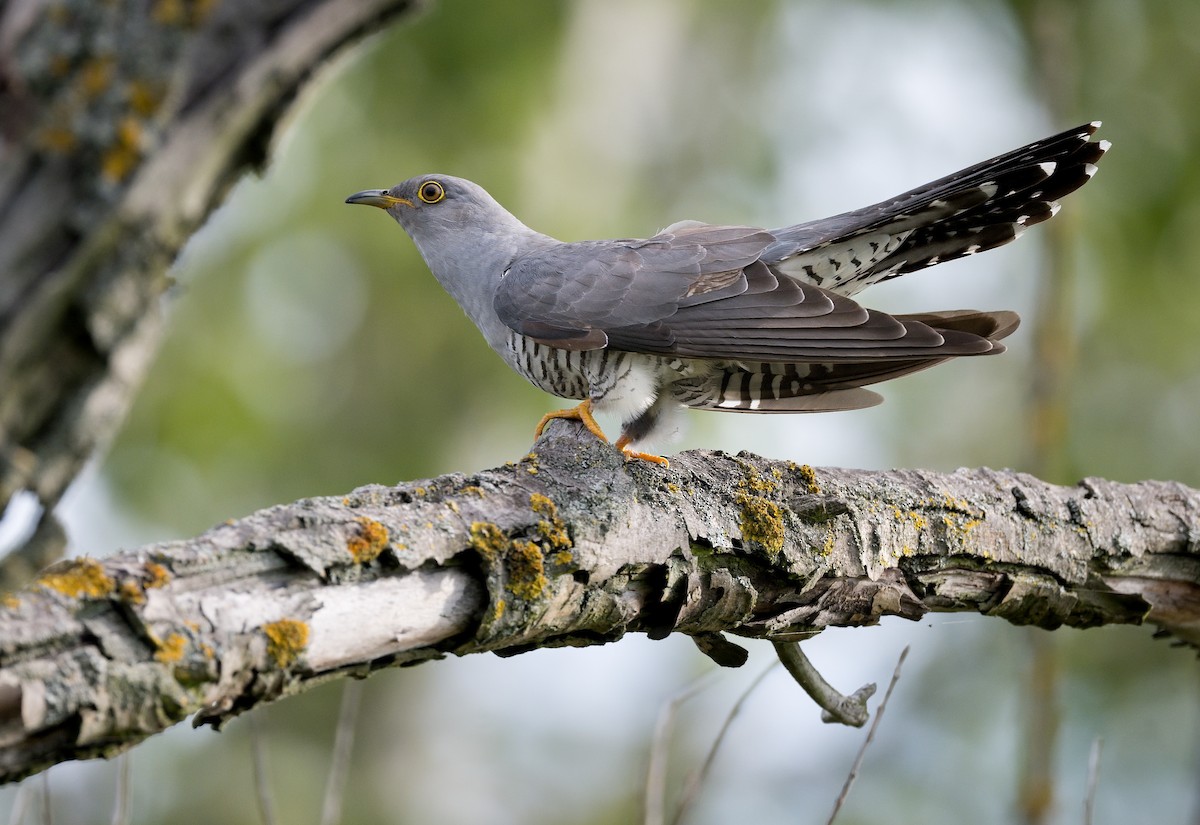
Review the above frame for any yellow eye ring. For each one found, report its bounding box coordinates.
[418,180,445,204]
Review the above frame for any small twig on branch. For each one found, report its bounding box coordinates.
[250,712,276,825]
[109,753,131,825]
[772,642,875,727]
[320,680,364,825]
[1083,737,1103,825]
[825,646,910,825]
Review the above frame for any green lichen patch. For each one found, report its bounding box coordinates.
[263,619,309,668]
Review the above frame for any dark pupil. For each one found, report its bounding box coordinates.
[423,184,440,201]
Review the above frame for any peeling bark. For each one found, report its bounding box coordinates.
[1,420,1198,782]
[0,0,421,586]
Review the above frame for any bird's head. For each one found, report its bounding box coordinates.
[346,174,522,250]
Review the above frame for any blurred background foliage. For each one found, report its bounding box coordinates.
[5,0,1200,823]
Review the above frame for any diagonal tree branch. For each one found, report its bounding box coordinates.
[1,420,1198,783]
[0,0,422,586]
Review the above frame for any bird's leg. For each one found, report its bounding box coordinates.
[613,405,671,467]
[534,400,609,442]
[613,433,670,467]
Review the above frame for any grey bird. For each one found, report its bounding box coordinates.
[347,122,1108,465]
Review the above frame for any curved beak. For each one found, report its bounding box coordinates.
[345,189,413,209]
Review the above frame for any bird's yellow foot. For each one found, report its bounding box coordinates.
[534,400,609,442]
[614,434,670,467]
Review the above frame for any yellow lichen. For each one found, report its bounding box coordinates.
[797,464,821,495]
[154,632,187,664]
[100,117,142,182]
[530,494,572,552]
[118,580,145,604]
[470,518,552,601]
[128,80,164,115]
[507,539,548,600]
[144,562,171,588]
[737,492,786,557]
[2,594,20,610]
[37,126,77,154]
[346,517,389,564]
[469,522,507,561]
[735,463,786,557]
[79,56,114,97]
[263,619,309,668]
[38,558,115,599]
[821,526,836,557]
[459,485,485,498]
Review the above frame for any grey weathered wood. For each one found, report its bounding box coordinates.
[1,421,1197,783]
[0,0,421,586]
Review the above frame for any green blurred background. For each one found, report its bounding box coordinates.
[8,0,1200,822]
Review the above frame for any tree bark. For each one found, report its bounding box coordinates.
[1,420,1197,783]
[0,0,421,586]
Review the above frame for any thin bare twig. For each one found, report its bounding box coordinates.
[6,783,30,825]
[825,646,910,825]
[249,711,276,825]
[109,754,131,825]
[38,772,48,825]
[320,680,365,825]
[773,641,875,727]
[671,662,778,825]
[1083,737,1103,825]
[644,669,722,825]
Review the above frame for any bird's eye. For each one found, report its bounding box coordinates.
[418,180,445,204]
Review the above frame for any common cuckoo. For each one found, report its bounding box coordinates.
[348,122,1107,465]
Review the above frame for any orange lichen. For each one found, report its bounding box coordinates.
[37,126,77,154]
[263,619,309,668]
[38,558,115,599]
[118,580,145,604]
[128,80,164,116]
[152,0,185,24]
[101,117,142,182]
[79,56,114,97]
[469,522,507,561]
[346,517,389,564]
[144,562,171,588]
[154,632,187,663]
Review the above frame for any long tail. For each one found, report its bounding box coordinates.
[671,310,1018,412]
[765,122,1109,296]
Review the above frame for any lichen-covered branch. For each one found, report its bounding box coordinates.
[1,421,1199,782]
[0,0,421,586]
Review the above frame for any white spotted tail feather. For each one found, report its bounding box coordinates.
[767,121,1110,296]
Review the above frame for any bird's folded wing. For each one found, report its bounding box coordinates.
[494,222,1012,362]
